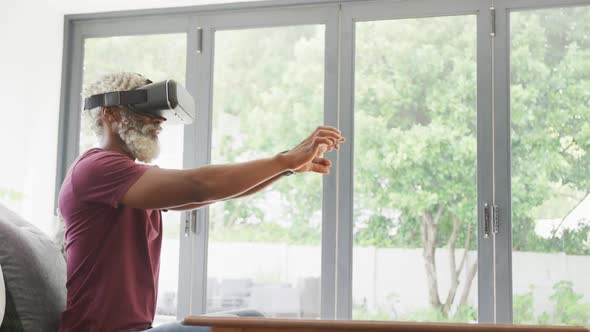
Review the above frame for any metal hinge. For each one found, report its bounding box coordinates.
[184,210,199,236]
[184,211,191,237]
[483,203,491,238]
[492,204,499,234]
[490,7,496,37]
[191,210,199,235]
[196,27,203,53]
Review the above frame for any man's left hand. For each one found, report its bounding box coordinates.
[293,137,338,174]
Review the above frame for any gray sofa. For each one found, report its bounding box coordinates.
[0,263,5,327]
[0,203,66,332]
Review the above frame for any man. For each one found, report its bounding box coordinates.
[57,72,345,332]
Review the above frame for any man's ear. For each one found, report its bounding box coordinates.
[101,107,121,124]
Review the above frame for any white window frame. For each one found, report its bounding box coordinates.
[188,5,340,317]
[492,0,590,323]
[56,0,590,324]
[339,0,495,321]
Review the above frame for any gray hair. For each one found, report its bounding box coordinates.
[82,72,151,139]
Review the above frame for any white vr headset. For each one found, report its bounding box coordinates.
[83,79,196,124]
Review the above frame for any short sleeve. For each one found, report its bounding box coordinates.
[71,151,153,208]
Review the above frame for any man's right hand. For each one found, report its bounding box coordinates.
[280,126,345,174]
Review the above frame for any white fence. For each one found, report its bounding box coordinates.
[158,240,590,318]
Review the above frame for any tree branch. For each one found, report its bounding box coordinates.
[559,137,577,155]
[424,210,434,228]
[421,213,429,244]
[442,214,460,316]
[550,192,589,240]
[434,205,445,225]
[447,214,460,249]
[459,261,478,307]
[422,211,441,310]
[457,222,472,276]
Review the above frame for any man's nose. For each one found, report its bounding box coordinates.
[151,116,166,124]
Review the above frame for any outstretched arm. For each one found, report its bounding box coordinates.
[121,126,344,210]
[168,141,338,212]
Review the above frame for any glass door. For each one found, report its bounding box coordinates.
[192,7,339,318]
[495,1,590,326]
[340,0,494,322]
[79,33,187,326]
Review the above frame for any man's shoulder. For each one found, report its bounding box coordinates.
[62,148,152,208]
[66,148,141,186]
[78,148,129,161]
[74,148,136,169]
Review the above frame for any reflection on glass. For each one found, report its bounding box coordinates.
[82,34,187,325]
[208,25,325,318]
[511,7,590,327]
[353,16,477,322]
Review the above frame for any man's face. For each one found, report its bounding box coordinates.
[116,108,164,163]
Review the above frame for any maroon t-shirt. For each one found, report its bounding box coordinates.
[58,148,163,332]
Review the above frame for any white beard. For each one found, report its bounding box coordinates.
[117,110,161,163]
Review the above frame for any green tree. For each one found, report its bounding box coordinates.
[354,16,478,318]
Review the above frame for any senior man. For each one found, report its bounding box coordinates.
[58,72,345,332]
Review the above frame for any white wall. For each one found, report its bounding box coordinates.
[0,0,259,235]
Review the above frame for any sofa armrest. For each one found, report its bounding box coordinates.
[0,263,5,327]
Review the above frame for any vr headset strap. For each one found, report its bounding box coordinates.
[84,90,148,110]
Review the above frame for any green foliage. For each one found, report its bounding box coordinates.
[514,281,590,326]
[78,9,590,258]
[207,8,590,259]
[519,225,590,255]
[353,16,478,251]
[353,304,477,323]
[83,34,187,85]
[352,304,392,321]
[547,281,590,326]
[510,7,590,252]
[0,188,25,202]
[400,305,476,323]
[514,288,536,325]
[209,220,319,245]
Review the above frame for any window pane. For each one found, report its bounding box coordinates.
[81,34,186,326]
[208,25,325,318]
[353,16,477,322]
[510,7,590,327]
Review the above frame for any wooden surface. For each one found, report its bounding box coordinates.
[183,316,590,332]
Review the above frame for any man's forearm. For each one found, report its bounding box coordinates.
[232,172,286,199]
[190,154,290,202]
[168,173,287,211]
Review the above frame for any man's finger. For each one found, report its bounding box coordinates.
[315,144,328,158]
[313,137,333,149]
[313,125,341,135]
[312,157,332,167]
[315,130,343,142]
[310,163,330,174]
